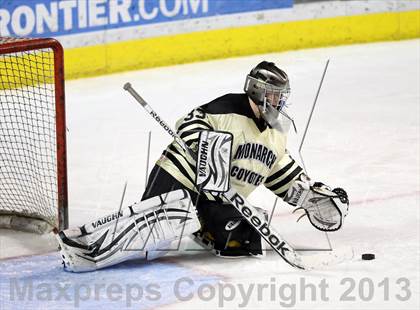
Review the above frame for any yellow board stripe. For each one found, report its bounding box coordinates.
[2,10,418,85]
[65,10,419,80]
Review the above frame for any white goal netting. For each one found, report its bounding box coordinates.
[0,37,65,233]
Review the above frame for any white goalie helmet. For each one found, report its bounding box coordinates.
[244,61,296,133]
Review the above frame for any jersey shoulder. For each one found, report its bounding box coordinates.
[200,93,254,119]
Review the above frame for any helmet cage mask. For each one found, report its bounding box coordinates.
[244,75,290,113]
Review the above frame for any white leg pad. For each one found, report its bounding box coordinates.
[56,189,200,272]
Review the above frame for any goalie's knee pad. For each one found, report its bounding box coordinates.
[57,189,200,272]
[194,200,267,258]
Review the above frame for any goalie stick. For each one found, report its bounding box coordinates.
[123,83,353,270]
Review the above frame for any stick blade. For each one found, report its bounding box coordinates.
[299,246,354,270]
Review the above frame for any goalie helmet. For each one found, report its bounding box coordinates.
[244,61,295,133]
[244,61,291,112]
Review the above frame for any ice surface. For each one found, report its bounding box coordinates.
[0,39,419,309]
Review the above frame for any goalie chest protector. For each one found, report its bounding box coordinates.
[157,93,302,199]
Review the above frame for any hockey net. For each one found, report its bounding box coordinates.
[0,37,68,233]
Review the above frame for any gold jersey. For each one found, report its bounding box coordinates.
[156,94,303,201]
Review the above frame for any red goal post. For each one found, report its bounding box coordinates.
[0,37,68,233]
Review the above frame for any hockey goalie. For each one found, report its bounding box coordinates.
[57,61,349,272]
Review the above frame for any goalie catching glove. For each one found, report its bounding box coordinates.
[284,174,349,231]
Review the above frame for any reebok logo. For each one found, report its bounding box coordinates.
[225,192,290,256]
[150,111,175,137]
